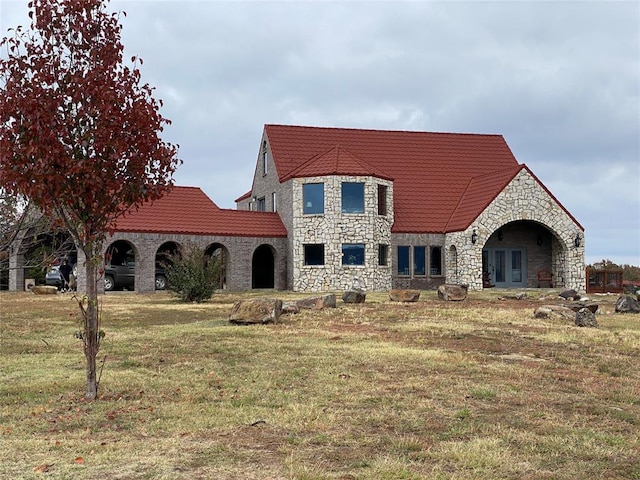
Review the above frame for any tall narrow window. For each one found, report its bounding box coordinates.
[378,244,389,266]
[342,182,364,213]
[397,246,409,276]
[256,197,266,212]
[414,246,426,276]
[262,141,268,175]
[430,246,442,276]
[377,184,388,216]
[304,244,324,266]
[303,183,324,214]
[272,192,277,212]
[342,244,365,265]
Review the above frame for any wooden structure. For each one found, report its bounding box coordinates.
[536,269,554,288]
[586,268,623,294]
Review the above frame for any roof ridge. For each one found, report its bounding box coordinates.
[265,123,504,137]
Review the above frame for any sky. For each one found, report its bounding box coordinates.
[1,0,639,266]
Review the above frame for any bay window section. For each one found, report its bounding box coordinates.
[430,246,443,275]
[342,182,364,213]
[303,183,324,214]
[378,244,389,266]
[304,244,325,266]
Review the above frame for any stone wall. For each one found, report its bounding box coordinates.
[291,175,394,292]
[445,168,585,290]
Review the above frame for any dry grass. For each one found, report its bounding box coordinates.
[0,289,639,479]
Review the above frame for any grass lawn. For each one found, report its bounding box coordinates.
[0,289,638,479]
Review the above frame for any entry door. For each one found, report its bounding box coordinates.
[484,248,526,288]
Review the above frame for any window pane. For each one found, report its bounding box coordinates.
[303,183,324,214]
[378,185,387,216]
[342,244,365,265]
[257,197,266,212]
[342,182,364,213]
[397,246,409,275]
[430,246,442,276]
[414,246,426,276]
[304,244,324,265]
[378,244,389,266]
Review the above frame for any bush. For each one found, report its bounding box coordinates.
[165,245,221,302]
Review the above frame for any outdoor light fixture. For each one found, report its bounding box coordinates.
[471,229,478,245]
[497,231,503,241]
[537,235,543,246]
[574,233,582,248]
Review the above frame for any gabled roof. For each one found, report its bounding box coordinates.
[282,145,393,182]
[111,186,287,237]
[264,124,522,233]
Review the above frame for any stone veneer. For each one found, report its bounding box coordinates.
[291,175,394,292]
[445,169,585,290]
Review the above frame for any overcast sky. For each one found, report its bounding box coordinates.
[1,0,639,266]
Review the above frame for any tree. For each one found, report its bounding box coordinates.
[0,0,181,399]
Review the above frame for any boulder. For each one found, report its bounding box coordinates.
[437,284,468,301]
[534,305,575,321]
[281,302,300,314]
[575,307,598,328]
[296,294,337,310]
[563,302,599,314]
[342,290,366,304]
[229,298,282,325]
[558,289,580,300]
[615,295,640,314]
[389,289,420,302]
[30,285,58,295]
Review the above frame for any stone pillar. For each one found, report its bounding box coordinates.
[8,248,25,292]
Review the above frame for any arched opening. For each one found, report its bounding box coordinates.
[482,220,558,288]
[104,240,136,291]
[252,244,275,289]
[155,241,181,290]
[448,245,458,284]
[21,228,77,290]
[205,243,229,290]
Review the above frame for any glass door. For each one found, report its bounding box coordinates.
[483,248,527,288]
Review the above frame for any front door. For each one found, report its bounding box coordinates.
[483,248,527,288]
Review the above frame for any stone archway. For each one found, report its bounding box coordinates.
[155,241,181,290]
[104,240,137,291]
[252,244,275,289]
[205,243,229,290]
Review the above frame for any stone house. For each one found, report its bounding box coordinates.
[7,124,585,293]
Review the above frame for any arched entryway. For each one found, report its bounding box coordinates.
[205,243,229,290]
[104,240,136,291]
[482,220,556,288]
[155,241,181,290]
[252,244,275,289]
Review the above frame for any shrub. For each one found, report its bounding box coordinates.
[165,245,221,302]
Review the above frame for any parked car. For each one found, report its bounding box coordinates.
[45,259,78,290]
[104,261,167,291]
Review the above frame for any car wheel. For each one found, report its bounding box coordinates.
[104,275,115,291]
[155,274,167,290]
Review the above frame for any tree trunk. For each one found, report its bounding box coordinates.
[84,257,99,400]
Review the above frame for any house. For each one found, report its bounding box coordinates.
[7,124,585,293]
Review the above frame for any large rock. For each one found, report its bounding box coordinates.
[615,295,640,314]
[559,289,580,300]
[342,290,366,304]
[296,294,337,310]
[389,289,420,302]
[534,305,575,321]
[30,285,58,295]
[575,307,598,328]
[229,298,282,325]
[437,284,468,301]
[563,302,599,313]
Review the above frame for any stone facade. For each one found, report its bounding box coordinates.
[445,169,585,290]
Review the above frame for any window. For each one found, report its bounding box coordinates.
[414,246,426,276]
[257,197,266,212]
[342,182,364,213]
[397,246,409,275]
[342,244,365,265]
[378,184,388,216]
[272,192,277,212]
[430,246,442,276]
[303,183,324,214]
[378,244,389,266]
[262,141,268,175]
[304,244,324,266]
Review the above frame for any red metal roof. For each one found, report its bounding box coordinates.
[265,124,522,233]
[111,186,287,237]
